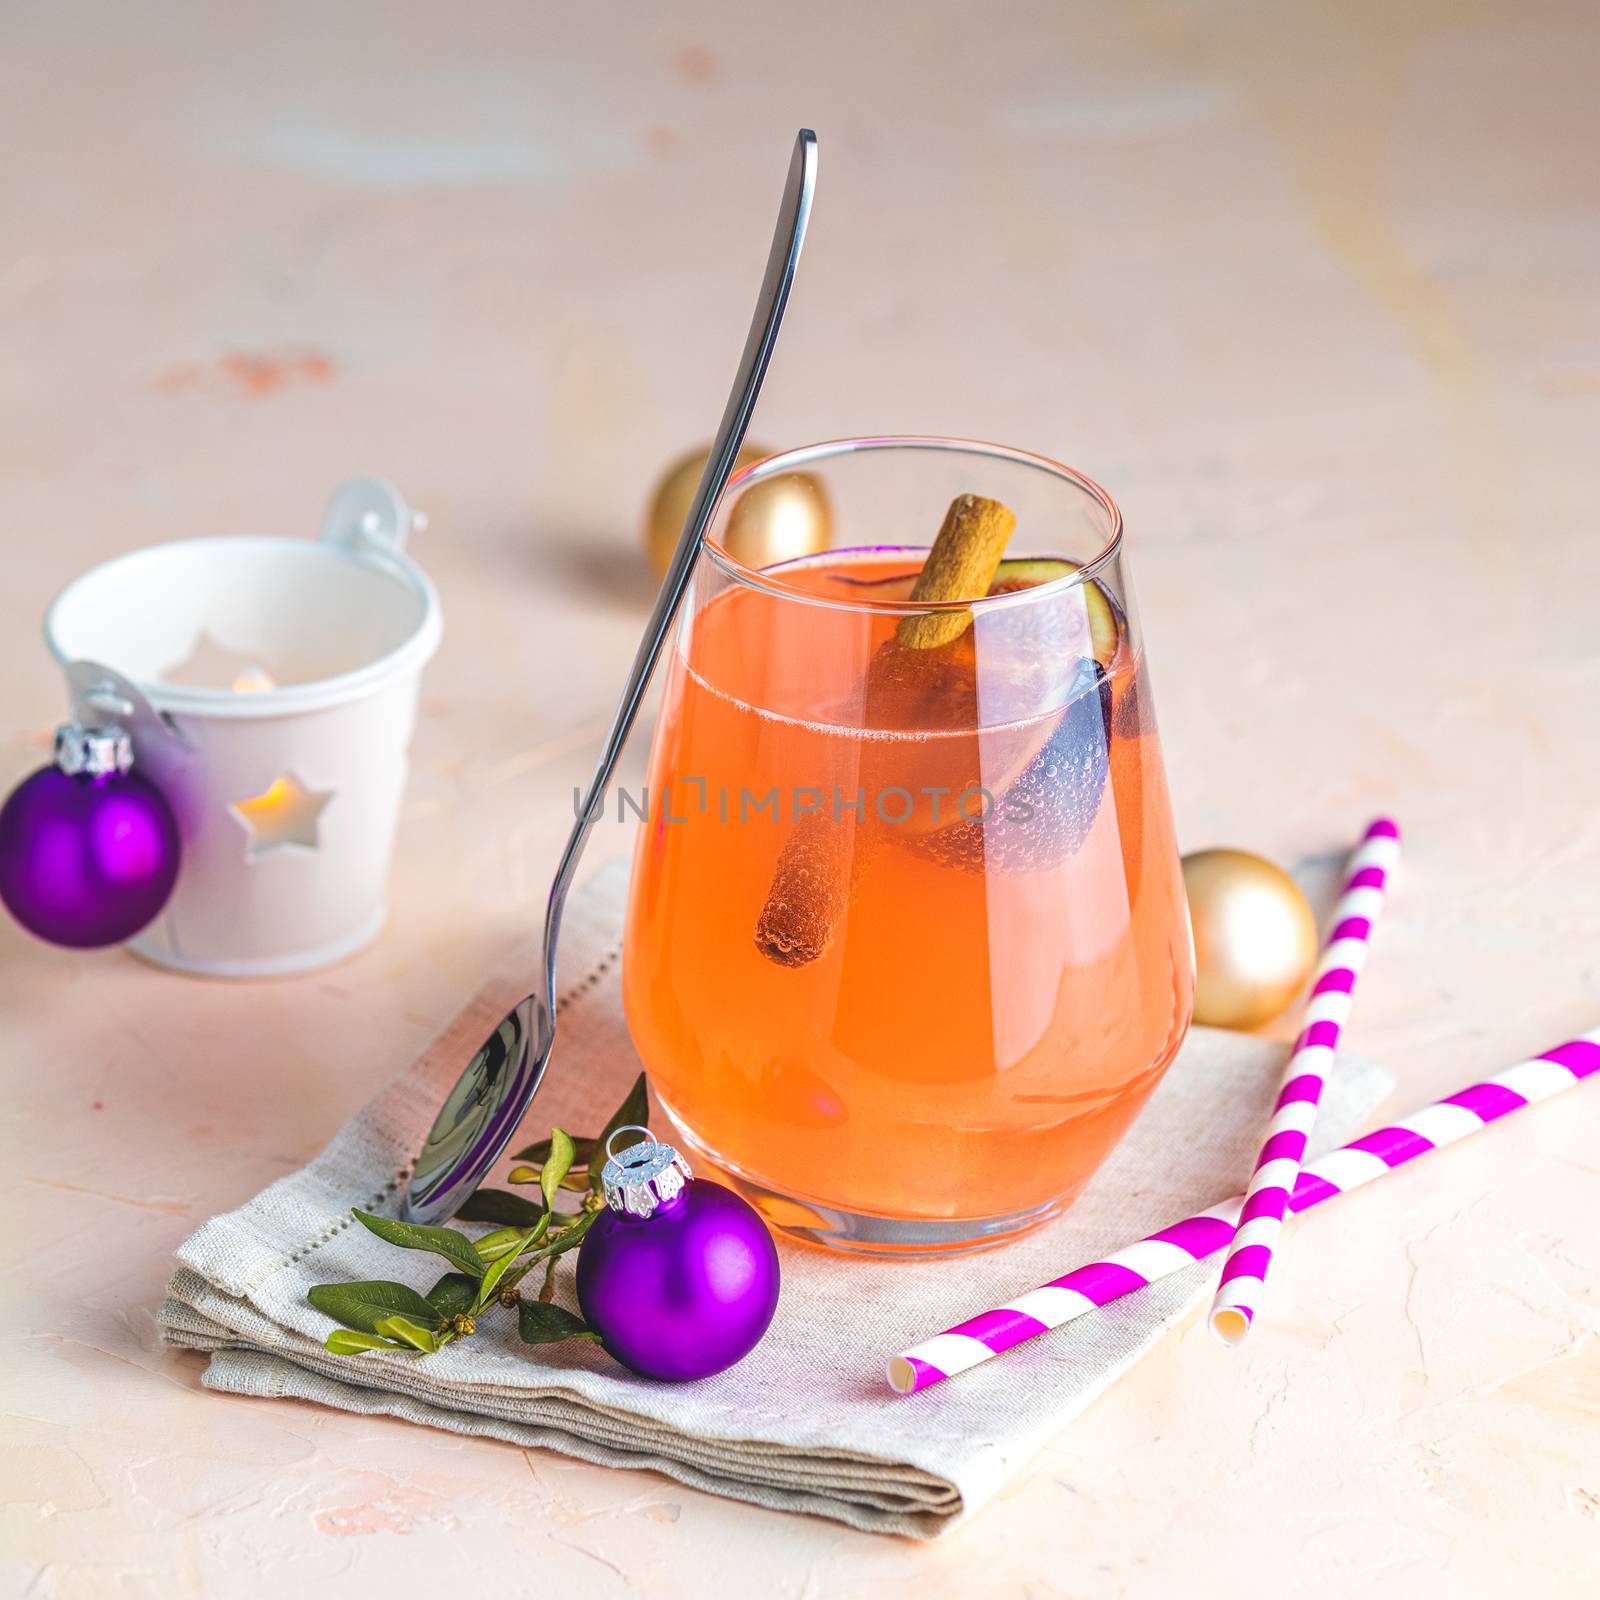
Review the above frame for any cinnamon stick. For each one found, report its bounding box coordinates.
[896,494,1018,650]
[751,807,854,968]
[753,494,1017,967]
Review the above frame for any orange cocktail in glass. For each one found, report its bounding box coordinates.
[624,438,1193,1253]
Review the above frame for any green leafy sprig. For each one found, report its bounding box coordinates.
[307,1073,649,1359]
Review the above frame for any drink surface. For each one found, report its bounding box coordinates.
[622,549,1194,1237]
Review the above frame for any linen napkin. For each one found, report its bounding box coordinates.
[161,860,1392,1538]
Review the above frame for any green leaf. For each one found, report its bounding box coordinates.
[326,1328,408,1355]
[477,1224,545,1308]
[425,1273,479,1319]
[473,1226,531,1263]
[307,1280,441,1335]
[592,1073,650,1191]
[511,1134,599,1168]
[543,1210,598,1261]
[541,1128,577,1211]
[508,1165,592,1195]
[518,1299,600,1345]
[454,1187,546,1227]
[486,1251,538,1299]
[352,1209,485,1277]
[481,1219,586,1307]
[374,1314,439,1354]
[487,1262,530,1299]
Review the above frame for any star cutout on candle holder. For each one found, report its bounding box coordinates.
[230,773,333,859]
[161,630,277,693]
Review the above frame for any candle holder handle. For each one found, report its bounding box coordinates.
[63,661,190,749]
[318,477,429,559]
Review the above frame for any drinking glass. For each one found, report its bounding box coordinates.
[623,438,1194,1254]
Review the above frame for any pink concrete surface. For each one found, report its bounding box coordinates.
[3,2,1598,1594]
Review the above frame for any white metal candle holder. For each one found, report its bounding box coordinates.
[42,478,442,977]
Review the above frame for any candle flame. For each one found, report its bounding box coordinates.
[231,666,276,693]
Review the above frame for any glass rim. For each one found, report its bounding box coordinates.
[704,435,1124,615]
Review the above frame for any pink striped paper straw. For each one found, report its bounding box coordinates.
[886,1030,1599,1394]
[1208,818,1403,1346]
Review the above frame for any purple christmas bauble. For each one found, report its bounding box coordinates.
[577,1174,780,1382]
[0,764,180,948]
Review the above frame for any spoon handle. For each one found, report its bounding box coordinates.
[402,132,817,1225]
[539,129,818,995]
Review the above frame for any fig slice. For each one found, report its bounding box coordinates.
[907,656,1114,873]
[988,558,1119,669]
[986,557,1075,589]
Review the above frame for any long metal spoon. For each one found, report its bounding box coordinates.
[403,129,818,1223]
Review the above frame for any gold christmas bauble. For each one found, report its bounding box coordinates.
[645,442,831,575]
[721,469,832,572]
[645,442,769,575]
[1182,848,1318,1030]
